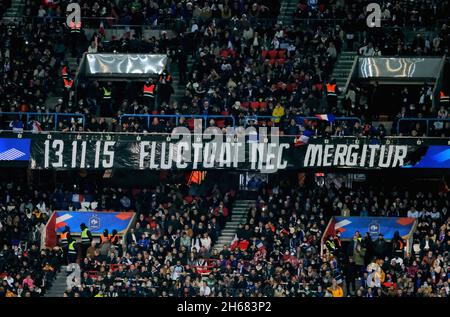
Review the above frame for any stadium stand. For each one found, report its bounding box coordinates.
[0,0,449,299]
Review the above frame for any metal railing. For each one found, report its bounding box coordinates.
[397,117,450,135]
[21,15,280,30]
[22,16,180,30]
[244,115,362,126]
[0,112,86,131]
[119,114,236,129]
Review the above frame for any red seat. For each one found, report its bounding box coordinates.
[216,120,225,128]
[268,50,278,59]
[268,59,276,65]
[109,264,120,272]
[221,111,229,116]
[277,58,285,65]
[240,102,249,110]
[278,50,286,59]
[220,49,229,58]
[186,118,195,130]
[259,102,267,109]
[288,83,297,92]
[151,110,159,115]
[250,102,260,110]
[261,50,268,59]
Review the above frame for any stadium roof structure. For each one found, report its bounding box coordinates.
[76,53,168,81]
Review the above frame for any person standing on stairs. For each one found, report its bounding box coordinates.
[79,223,92,258]
[142,79,157,111]
[158,69,174,107]
[60,62,69,80]
[63,77,74,108]
[325,79,340,113]
[101,82,113,116]
[68,18,82,57]
[59,226,71,262]
[177,46,187,85]
[67,237,78,264]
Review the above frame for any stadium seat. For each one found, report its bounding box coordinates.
[261,50,268,59]
[268,50,278,59]
[186,118,195,130]
[250,101,260,110]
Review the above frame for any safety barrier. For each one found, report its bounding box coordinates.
[397,117,450,135]
[119,114,236,130]
[119,114,362,131]
[244,115,362,126]
[0,112,86,131]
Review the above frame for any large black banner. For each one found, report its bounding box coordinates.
[24,133,441,171]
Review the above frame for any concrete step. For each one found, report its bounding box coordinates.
[222,230,237,234]
[45,266,68,297]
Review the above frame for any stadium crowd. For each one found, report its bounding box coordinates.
[0,0,450,300]
[0,179,236,297]
[56,176,450,297]
[1,0,449,136]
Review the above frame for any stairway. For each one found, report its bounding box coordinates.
[213,199,254,252]
[277,0,298,25]
[169,56,193,103]
[330,51,358,103]
[45,266,68,297]
[66,57,80,75]
[1,0,24,22]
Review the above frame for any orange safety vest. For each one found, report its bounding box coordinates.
[110,234,119,245]
[69,21,81,33]
[64,78,73,89]
[326,83,337,96]
[60,232,69,244]
[100,234,111,243]
[61,66,68,78]
[143,84,156,97]
[159,74,171,83]
[440,91,449,103]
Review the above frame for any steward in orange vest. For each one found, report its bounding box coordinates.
[61,64,69,79]
[143,80,156,98]
[100,229,111,243]
[440,91,449,105]
[326,83,337,97]
[64,78,73,90]
[143,79,157,109]
[110,229,119,245]
[60,226,71,246]
[325,79,339,110]
[69,21,82,34]
[392,231,405,259]
[159,71,171,84]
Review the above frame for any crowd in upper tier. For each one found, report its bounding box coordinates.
[2,173,447,297]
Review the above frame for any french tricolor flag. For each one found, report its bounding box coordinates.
[72,194,85,203]
[294,135,309,147]
[315,114,335,122]
[256,240,266,252]
[294,130,313,147]
[230,234,239,250]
